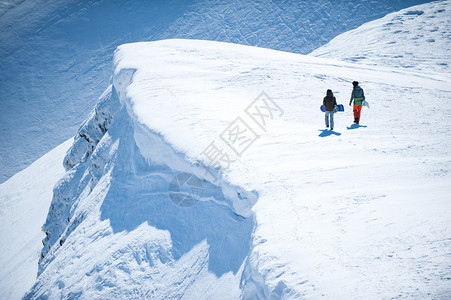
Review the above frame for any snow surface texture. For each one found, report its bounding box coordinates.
[25,28,451,299]
[311,0,451,74]
[0,0,431,183]
[0,138,72,300]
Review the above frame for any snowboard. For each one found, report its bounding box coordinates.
[320,104,344,112]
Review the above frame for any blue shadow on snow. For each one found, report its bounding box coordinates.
[99,110,254,278]
[318,129,341,137]
[347,124,367,130]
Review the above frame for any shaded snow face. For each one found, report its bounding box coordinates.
[28,75,259,299]
[0,0,432,183]
[99,108,255,278]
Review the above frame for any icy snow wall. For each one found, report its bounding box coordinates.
[26,48,265,299]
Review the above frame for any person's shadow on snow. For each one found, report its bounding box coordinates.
[318,129,341,137]
[347,124,368,130]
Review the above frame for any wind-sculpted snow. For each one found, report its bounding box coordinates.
[0,0,431,183]
[37,85,121,270]
[63,85,120,171]
[3,2,450,298]
[311,0,451,73]
[25,38,451,299]
[27,55,260,299]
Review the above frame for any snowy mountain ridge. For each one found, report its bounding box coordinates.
[27,45,263,299]
[0,0,431,183]
[1,0,450,298]
[25,34,451,298]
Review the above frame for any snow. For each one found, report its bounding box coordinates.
[0,138,72,300]
[311,0,451,74]
[113,39,451,298]
[26,22,451,300]
[2,0,451,298]
[0,0,431,183]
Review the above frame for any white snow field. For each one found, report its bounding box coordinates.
[0,0,430,183]
[0,1,450,299]
[0,138,72,300]
[23,4,451,296]
[311,0,451,74]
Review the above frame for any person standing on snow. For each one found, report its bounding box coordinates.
[349,81,365,124]
[323,89,337,130]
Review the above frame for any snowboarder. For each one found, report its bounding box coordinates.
[349,81,365,124]
[323,89,337,130]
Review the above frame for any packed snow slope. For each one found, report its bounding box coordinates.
[0,0,432,183]
[0,138,72,300]
[24,36,451,299]
[311,0,451,74]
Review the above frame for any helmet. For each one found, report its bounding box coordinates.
[352,81,359,87]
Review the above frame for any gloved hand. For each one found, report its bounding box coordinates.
[349,102,352,106]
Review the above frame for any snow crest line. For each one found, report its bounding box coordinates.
[27,66,274,298]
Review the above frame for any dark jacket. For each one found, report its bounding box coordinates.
[323,90,337,112]
[350,85,365,105]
